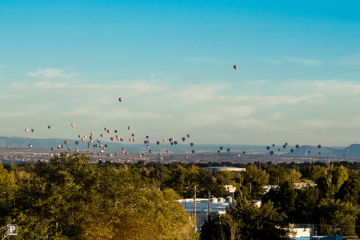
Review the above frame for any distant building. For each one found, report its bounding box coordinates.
[294,182,316,190]
[204,167,246,172]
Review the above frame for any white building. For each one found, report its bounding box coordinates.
[204,167,246,172]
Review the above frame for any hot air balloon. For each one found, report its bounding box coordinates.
[149,150,152,154]
[171,142,174,146]
[75,149,79,153]
[107,153,113,157]
[278,149,281,151]
[25,128,28,132]
[266,146,270,150]
[285,143,288,145]
[163,139,166,143]
[97,152,101,156]
[158,153,161,156]
[172,138,175,141]
[272,144,275,147]
[166,150,169,153]
[71,123,75,127]
[220,146,223,150]
[346,150,349,152]
[243,151,246,154]
[104,127,107,131]
[128,126,131,130]
[283,145,286,149]
[185,156,188,159]
[119,98,122,102]
[107,129,111,133]
[187,134,191,138]
[31,129,34,132]
[343,154,346,156]
[99,140,102,143]
[192,150,195,154]
[99,144,103,148]
[49,153,53,157]
[100,134,103,137]
[169,138,172,142]
[190,143,194,147]
[65,141,69,145]
[296,144,299,149]
[29,144,32,148]
[105,144,108,148]
[89,140,93,143]
[51,147,54,150]
[308,151,311,153]
[132,157,135,161]
[227,148,230,152]
[48,126,51,129]
[61,145,64,148]
[120,138,124,142]
[115,130,117,133]
[318,145,321,149]
[68,147,72,150]
[218,150,220,153]
[156,141,160,145]
[319,152,321,154]
[89,136,93,140]
[233,65,237,70]
[182,137,186,142]
[290,149,294,153]
[57,145,61,149]
[159,157,163,161]
[147,145,150,148]
[101,150,104,153]
[93,145,97,148]
[75,141,79,145]
[270,151,274,155]
[174,141,178,145]
[146,136,149,139]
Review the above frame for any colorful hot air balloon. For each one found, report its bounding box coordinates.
[119,98,122,102]
[149,150,152,153]
[75,149,79,153]
[51,147,54,150]
[266,146,270,150]
[166,150,169,153]
[233,65,237,70]
[31,129,34,132]
[107,129,111,133]
[159,157,163,161]
[68,147,71,150]
[120,138,124,142]
[29,144,32,148]
[25,128,28,132]
[187,134,191,138]
[57,145,61,149]
[71,123,74,127]
[296,145,299,149]
[182,137,186,142]
[174,141,178,145]
[65,141,69,145]
[48,126,51,129]
[100,134,103,137]
[163,139,166,143]
[185,156,188,159]
[49,153,53,157]
[128,126,131,130]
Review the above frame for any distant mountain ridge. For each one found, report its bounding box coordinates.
[0,136,359,158]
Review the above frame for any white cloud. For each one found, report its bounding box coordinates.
[221,106,254,117]
[259,59,281,64]
[9,82,25,88]
[340,53,360,66]
[65,66,74,70]
[299,118,343,128]
[28,68,74,78]
[258,94,323,106]
[0,65,6,68]
[311,80,360,95]
[287,58,323,65]
[150,74,155,77]
[0,111,37,117]
[270,112,285,120]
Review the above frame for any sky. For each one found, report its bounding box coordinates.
[1,0,360,147]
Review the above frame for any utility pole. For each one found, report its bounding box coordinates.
[208,191,211,217]
[194,185,197,233]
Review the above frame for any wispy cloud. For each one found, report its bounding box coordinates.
[0,65,6,68]
[340,53,360,66]
[287,58,323,65]
[65,66,74,70]
[28,68,74,78]
[0,111,38,117]
[259,59,281,64]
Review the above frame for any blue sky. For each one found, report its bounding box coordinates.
[1,0,359,146]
